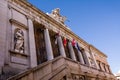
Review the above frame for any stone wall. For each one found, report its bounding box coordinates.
[0,0,8,72]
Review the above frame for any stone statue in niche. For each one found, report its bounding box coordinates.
[14,28,24,53]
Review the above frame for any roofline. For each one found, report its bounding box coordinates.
[90,45,107,57]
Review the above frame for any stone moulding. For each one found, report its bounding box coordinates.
[9,50,29,58]
[9,19,28,30]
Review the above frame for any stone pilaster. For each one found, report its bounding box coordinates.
[82,50,90,66]
[57,36,66,57]
[68,42,76,61]
[44,28,54,60]
[28,18,37,68]
[89,46,99,69]
[108,66,112,74]
[0,0,8,68]
[91,52,99,68]
[99,62,104,71]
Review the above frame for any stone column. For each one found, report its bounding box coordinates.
[82,50,90,66]
[105,65,109,73]
[77,50,84,64]
[44,28,54,60]
[28,18,37,68]
[108,66,112,74]
[57,36,66,57]
[68,42,76,61]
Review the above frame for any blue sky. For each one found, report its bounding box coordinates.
[28,0,120,74]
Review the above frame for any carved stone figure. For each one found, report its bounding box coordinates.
[14,28,24,53]
[48,8,66,24]
[52,8,60,18]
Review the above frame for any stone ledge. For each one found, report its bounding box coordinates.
[9,50,29,58]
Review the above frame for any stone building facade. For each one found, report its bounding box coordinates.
[0,0,115,80]
[115,71,120,80]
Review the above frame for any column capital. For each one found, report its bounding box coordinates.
[26,16,35,22]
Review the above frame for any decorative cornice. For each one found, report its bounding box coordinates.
[89,45,107,57]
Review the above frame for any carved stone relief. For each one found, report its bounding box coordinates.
[14,28,24,53]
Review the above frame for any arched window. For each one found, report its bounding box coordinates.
[14,28,24,53]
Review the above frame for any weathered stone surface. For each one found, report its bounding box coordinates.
[12,9,27,26]
[11,56,28,65]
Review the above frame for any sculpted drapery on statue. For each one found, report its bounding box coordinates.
[14,28,24,53]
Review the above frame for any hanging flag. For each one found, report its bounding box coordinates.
[72,39,76,47]
[76,42,81,51]
[63,37,67,47]
[74,42,78,49]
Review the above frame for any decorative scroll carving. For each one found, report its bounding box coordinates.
[14,28,24,53]
[72,74,85,80]
[48,8,66,24]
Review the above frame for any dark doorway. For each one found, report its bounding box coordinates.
[49,30,60,58]
[34,23,47,65]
